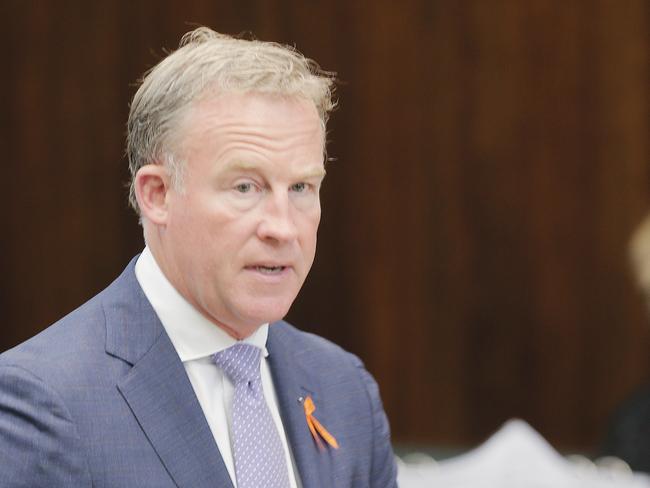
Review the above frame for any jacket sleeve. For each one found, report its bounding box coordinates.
[355,359,398,488]
[0,365,92,487]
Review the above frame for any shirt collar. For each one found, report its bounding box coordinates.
[134,246,269,362]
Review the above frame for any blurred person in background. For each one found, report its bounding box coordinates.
[601,212,650,473]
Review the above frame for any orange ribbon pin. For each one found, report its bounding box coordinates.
[303,396,339,449]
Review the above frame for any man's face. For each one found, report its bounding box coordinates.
[159,92,325,338]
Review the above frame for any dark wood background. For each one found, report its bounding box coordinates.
[2,0,649,451]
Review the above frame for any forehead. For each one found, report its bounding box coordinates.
[181,91,324,144]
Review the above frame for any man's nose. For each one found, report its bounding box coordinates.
[256,192,298,243]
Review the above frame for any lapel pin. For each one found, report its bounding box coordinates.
[303,395,339,449]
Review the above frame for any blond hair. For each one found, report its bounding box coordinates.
[630,213,650,296]
[126,27,336,211]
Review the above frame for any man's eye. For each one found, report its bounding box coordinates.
[291,182,307,192]
[235,182,253,193]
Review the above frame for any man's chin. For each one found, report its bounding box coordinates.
[222,302,294,337]
[242,304,293,328]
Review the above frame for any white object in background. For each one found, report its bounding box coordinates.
[397,419,650,488]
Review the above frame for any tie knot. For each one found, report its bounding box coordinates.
[212,343,262,386]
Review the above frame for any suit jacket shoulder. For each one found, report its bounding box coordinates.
[0,269,123,487]
[0,259,227,488]
[1,257,162,386]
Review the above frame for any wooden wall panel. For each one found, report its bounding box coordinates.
[2,0,648,451]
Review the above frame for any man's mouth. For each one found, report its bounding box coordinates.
[248,265,287,274]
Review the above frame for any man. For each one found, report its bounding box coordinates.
[0,28,397,487]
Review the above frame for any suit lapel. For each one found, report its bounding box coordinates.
[267,325,335,488]
[104,260,233,488]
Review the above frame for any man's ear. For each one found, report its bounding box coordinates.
[134,164,171,225]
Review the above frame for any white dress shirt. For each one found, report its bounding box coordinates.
[135,247,301,488]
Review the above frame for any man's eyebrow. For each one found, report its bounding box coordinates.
[301,167,327,180]
[219,160,261,172]
[219,160,326,179]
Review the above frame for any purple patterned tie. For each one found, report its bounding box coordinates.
[212,343,291,488]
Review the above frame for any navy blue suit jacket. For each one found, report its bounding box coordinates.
[0,259,397,487]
